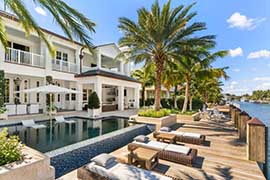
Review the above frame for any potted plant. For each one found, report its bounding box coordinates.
[47,104,57,115]
[88,91,101,117]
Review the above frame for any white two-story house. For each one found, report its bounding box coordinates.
[0,11,141,116]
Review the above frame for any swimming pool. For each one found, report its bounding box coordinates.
[1,117,129,153]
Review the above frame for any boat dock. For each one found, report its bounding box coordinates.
[111,117,266,180]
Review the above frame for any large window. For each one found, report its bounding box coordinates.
[71,88,76,101]
[24,80,28,103]
[36,81,40,103]
[55,51,68,62]
[4,79,9,103]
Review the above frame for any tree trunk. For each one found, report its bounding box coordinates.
[142,86,145,107]
[154,58,164,111]
[173,85,177,109]
[189,95,193,111]
[182,77,189,113]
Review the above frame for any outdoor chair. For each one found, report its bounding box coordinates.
[55,116,76,124]
[22,119,46,129]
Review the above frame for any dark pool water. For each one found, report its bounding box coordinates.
[1,117,129,153]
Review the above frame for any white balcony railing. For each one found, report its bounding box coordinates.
[52,59,78,74]
[5,47,45,68]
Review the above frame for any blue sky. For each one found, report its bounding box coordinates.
[4,0,270,95]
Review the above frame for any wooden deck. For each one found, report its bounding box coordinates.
[59,116,266,180]
[111,118,266,180]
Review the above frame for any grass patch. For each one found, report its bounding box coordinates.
[138,109,171,118]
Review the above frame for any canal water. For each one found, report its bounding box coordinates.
[236,101,269,179]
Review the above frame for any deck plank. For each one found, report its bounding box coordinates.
[111,117,266,180]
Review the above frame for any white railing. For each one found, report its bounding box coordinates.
[5,47,45,68]
[52,59,78,74]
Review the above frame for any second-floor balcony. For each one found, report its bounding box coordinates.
[5,47,45,68]
[52,59,78,74]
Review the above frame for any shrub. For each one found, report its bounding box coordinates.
[145,98,154,106]
[161,98,169,109]
[88,91,100,109]
[138,109,171,118]
[176,96,203,110]
[0,107,7,114]
[0,128,23,166]
[192,97,203,110]
[176,96,185,109]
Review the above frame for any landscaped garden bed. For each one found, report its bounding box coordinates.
[0,128,55,180]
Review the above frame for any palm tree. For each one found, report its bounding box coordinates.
[179,47,228,112]
[118,0,215,110]
[131,64,154,106]
[161,61,183,109]
[1,0,96,54]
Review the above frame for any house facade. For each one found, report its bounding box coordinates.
[0,11,141,116]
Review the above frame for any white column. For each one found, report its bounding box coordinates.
[120,61,124,74]
[75,83,83,111]
[42,78,47,113]
[41,41,52,76]
[97,50,102,69]
[134,86,140,109]
[75,48,80,73]
[118,86,124,111]
[94,77,102,112]
[9,77,14,103]
[0,43,5,70]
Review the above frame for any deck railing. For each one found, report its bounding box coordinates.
[5,47,45,68]
[52,59,78,74]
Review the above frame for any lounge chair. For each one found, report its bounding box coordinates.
[54,116,76,124]
[78,154,178,180]
[128,138,197,166]
[22,120,46,129]
[153,129,205,145]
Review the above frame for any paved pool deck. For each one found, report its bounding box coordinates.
[0,109,138,127]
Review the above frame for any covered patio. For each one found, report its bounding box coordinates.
[75,68,141,112]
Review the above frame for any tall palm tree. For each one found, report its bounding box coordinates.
[162,61,183,109]
[1,0,96,54]
[131,64,155,106]
[118,0,215,110]
[179,47,228,112]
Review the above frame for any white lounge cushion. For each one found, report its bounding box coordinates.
[170,131,185,136]
[183,132,201,139]
[87,161,172,180]
[134,135,149,143]
[165,144,191,155]
[91,153,116,167]
[133,140,168,151]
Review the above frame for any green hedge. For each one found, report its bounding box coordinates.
[138,109,171,118]
[140,96,203,110]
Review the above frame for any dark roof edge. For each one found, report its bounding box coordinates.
[75,69,141,84]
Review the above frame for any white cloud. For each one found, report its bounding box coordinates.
[231,81,238,85]
[247,50,270,59]
[253,77,270,81]
[35,7,47,16]
[232,68,240,72]
[255,83,270,90]
[227,12,266,30]
[229,47,243,57]
[251,67,257,71]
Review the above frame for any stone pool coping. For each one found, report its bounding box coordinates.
[0,115,128,128]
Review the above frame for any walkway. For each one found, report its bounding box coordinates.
[110,118,266,180]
